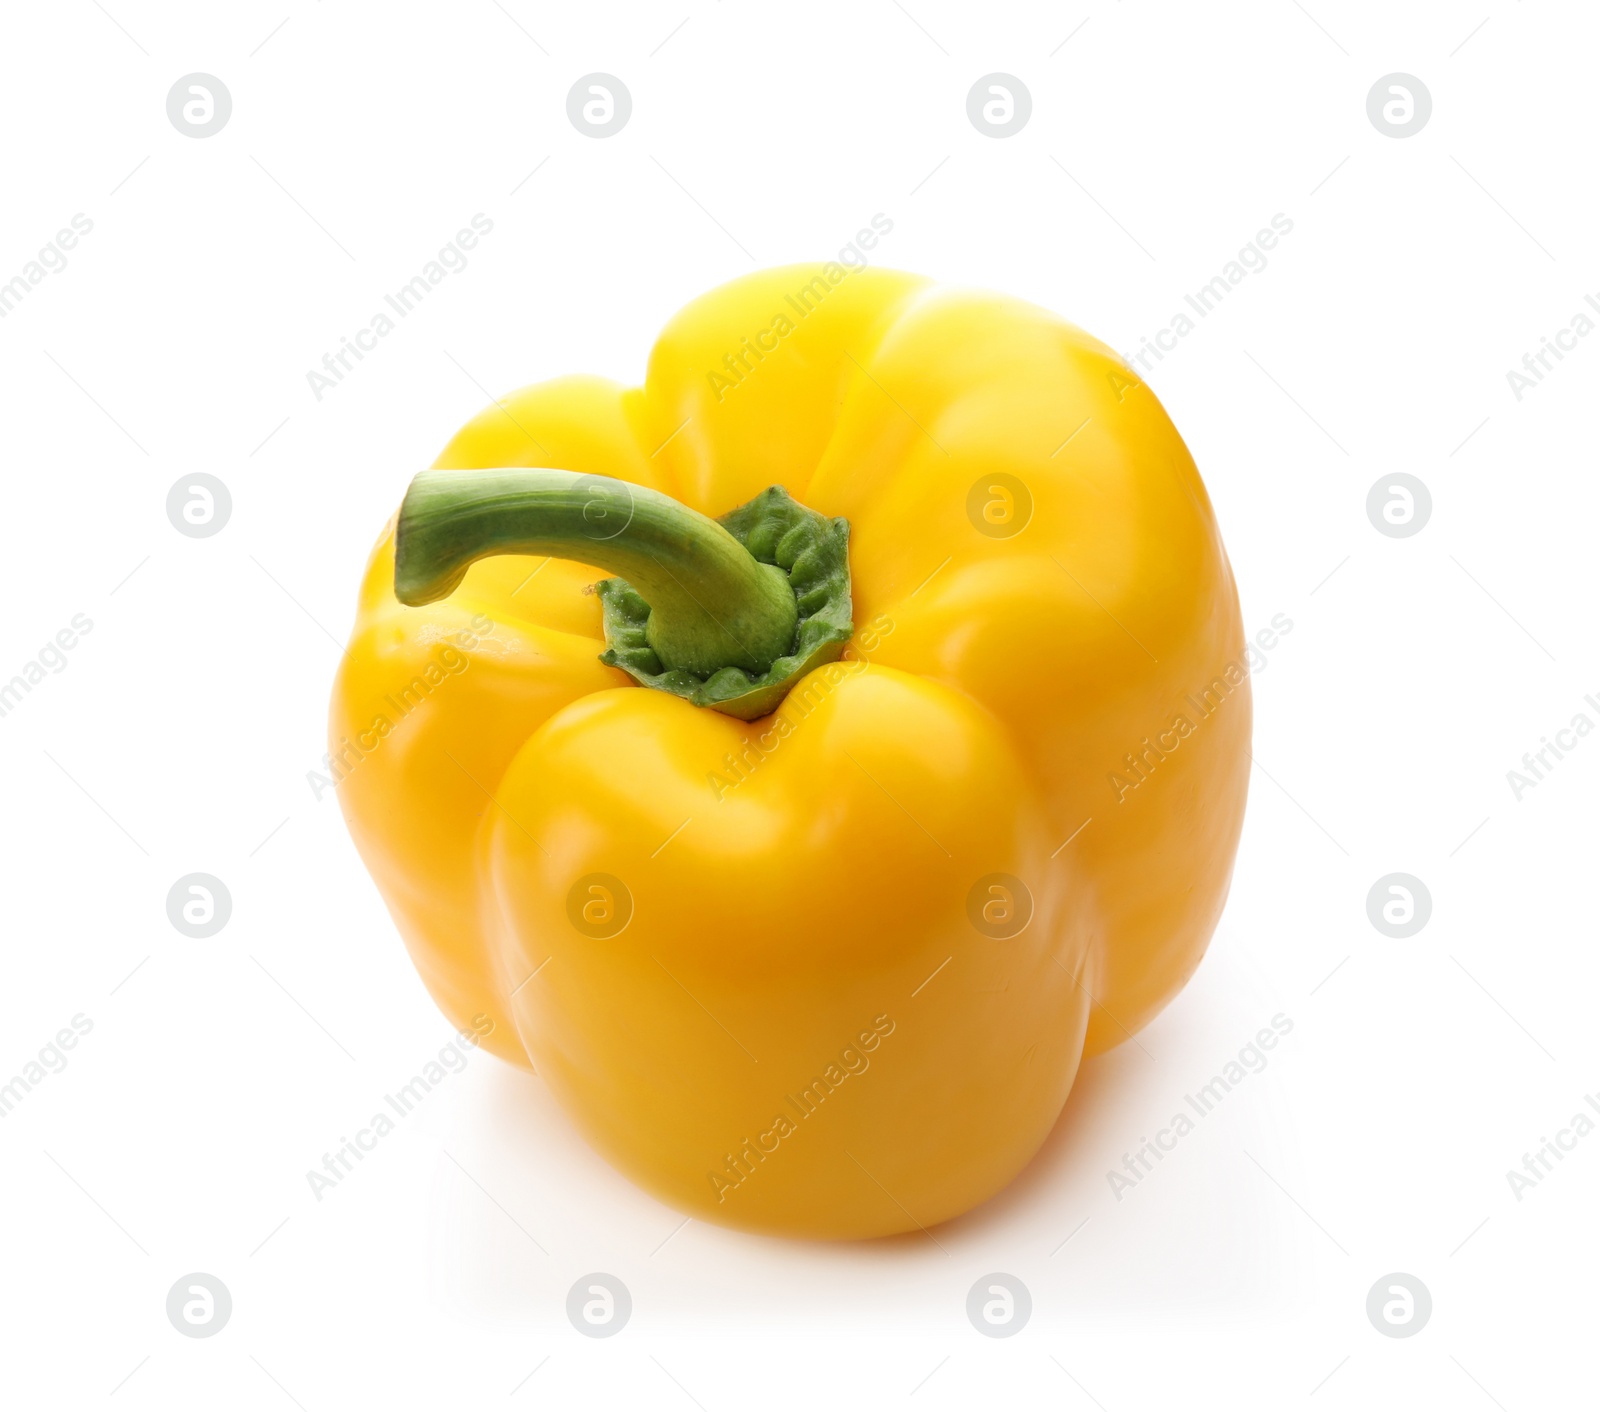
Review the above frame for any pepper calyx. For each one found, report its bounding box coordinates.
[597,485,853,721]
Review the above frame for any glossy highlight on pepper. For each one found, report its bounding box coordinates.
[328,264,1251,1239]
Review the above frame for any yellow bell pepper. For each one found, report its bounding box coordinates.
[329,264,1251,1239]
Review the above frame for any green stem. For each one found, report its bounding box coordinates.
[394,469,799,678]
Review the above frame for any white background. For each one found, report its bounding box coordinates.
[1,1,1594,1406]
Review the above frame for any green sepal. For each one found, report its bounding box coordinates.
[597,485,852,721]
